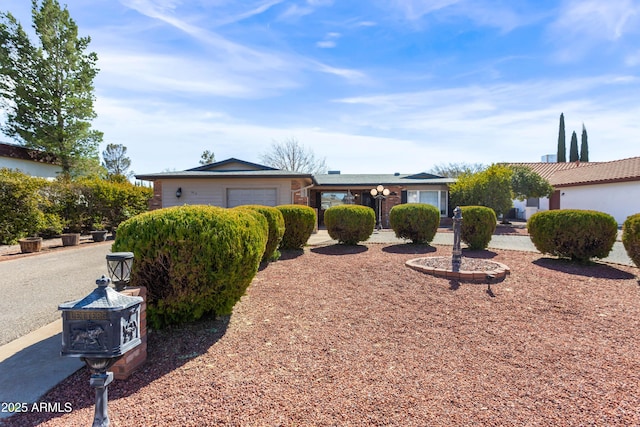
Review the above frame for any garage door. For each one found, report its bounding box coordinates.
[227,189,277,207]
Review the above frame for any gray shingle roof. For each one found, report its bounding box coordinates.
[313,173,455,186]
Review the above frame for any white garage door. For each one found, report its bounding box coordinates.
[227,189,277,207]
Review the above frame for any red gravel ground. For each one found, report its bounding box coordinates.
[5,243,640,426]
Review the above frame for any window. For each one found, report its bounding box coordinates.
[406,190,448,216]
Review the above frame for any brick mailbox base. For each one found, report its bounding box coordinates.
[112,286,147,380]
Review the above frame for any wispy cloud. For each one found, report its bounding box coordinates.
[316,32,341,48]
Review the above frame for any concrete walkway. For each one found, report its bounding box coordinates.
[0,230,635,420]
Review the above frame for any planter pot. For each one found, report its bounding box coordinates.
[61,233,81,246]
[90,230,108,242]
[18,237,43,253]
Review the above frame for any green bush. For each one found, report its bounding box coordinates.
[324,205,375,245]
[276,204,316,249]
[622,213,640,268]
[389,203,440,244]
[0,168,46,244]
[112,205,268,329]
[527,209,618,262]
[460,206,497,250]
[235,205,285,261]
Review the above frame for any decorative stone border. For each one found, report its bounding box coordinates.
[406,257,510,283]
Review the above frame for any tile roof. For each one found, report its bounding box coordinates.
[0,142,59,165]
[548,157,640,186]
[503,161,590,180]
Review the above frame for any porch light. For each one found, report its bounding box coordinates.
[106,252,134,291]
[176,187,182,198]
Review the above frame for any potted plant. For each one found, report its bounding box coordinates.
[60,230,81,246]
[18,236,43,253]
[90,222,108,242]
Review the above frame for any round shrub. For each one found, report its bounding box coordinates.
[324,205,375,245]
[112,205,268,329]
[0,168,46,244]
[235,205,285,262]
[622,213,640,268]
[276,204,316,250]
[527,209,617,262]
[389,203,440,244]
[460,206,497,250]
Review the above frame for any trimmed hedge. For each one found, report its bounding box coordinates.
[527,209,617,261]
[460,206,496,250]
[112,205,268,329]
[389,203,440,244]
[235,205,285,261]
[276,204,316,249]
[622,213,640,268]
[324,205,375,245]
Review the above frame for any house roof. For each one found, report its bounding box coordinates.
[187,158,278,172]
[0,142,59,165]
[313,173,454,187]
[548,157,640,187]
[503,161,590,180]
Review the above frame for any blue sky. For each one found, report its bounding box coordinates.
[2,0,640,175]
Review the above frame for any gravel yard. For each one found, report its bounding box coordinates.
[6,243,640,426]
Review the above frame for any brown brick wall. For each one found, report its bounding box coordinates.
[291,179,310,205]
[112,286,147,380]
[149,181,163,210]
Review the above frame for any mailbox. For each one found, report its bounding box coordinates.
[59,275,143,359]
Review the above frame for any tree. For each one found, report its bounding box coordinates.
[260,137,327,174]
[580,124,589,162]
[102,143,132,179]
[449,164,513,219]
[0,0,102,178]
[569,131,579,162]
[428,162,486,178]
[557,113,566,162]
[510,165,554,201]
[199,150,215,165]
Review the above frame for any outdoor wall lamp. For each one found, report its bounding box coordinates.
[176,187,182,198]
[106,252,134,291]
[370,185,390,231]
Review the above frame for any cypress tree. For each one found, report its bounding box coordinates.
[569,131,579,162]
[557,113,566,162]
[580,124,589,162]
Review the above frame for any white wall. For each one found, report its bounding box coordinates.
[0,157,61,178]
[160,178,295,208]
[559,181,640,224]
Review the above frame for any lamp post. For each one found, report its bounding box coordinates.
[370,185,390,231]
[452,206,463,272]
[106,252,134,291]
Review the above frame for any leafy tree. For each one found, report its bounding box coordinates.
[557,113,566,162]
[449,164,513,218]
[102,143,132,179]
[580,124,589,162]
[428,162,486,178]
[260,137,327,174]
[510,165,554,201]
[0,0,102,178]
[569,131,579,162]
[199,149,215,165]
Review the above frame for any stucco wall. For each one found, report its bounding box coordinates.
[159,178,295,208]
[0,157,61,178]
[559,181,640,224]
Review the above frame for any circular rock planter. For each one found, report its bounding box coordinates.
[406,256,510,283]
[18,237,43,253]
[61,233,81,246]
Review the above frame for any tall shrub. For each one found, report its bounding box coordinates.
[235,205,285,261]
[460,206,496,250]
[112,205,268,329]
[389,203,440,244]
[0,168,45,244]
[277,204,316,249]
[324,205,375,245]
[528,209,617,262]
[622,213,640,268]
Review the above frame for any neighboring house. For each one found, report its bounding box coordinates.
[0,141,61,178]
[509,157,640,224]
[136,159,455,228]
